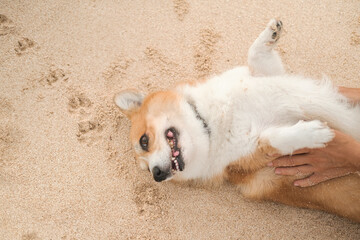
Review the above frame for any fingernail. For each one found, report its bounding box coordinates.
[267,162,273,167]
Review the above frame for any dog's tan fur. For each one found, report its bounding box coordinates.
[224,142,360,222]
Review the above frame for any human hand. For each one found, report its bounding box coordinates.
[268,130,360,187]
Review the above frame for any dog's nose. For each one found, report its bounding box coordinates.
[152,166,168,182]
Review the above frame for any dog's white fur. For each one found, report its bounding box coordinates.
[115,19,360,221]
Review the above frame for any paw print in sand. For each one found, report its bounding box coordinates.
[133,182,168,218]
[0,14,15,36]
[14,37,38,55]
[76,119,103,145]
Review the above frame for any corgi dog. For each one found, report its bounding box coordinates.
[115,19,360,222]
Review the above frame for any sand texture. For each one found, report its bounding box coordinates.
[1,0,360,239]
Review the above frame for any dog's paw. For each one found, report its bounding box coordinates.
[264,19,283,44]
[294,120,334,148]
[266,120,334,155]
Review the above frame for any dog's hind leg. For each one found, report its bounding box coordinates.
[248,19,285,77]
[221,120,334,174]
[260,120,334,155]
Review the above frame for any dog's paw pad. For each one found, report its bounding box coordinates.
[266,19,283,43]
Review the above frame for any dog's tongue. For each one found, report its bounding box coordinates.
[167,131,174,138]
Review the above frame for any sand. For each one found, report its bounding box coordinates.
[1,0,360,239]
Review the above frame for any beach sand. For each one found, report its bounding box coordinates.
[1,0,360,239]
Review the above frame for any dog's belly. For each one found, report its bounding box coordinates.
[225,164,360,222]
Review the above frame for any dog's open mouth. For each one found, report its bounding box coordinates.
[166,128,185,173]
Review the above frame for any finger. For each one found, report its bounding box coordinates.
[292,148,311,155]
[270,155,309,167]
[275,165,313,176]
[294,174,323,187]
[267,148,310,158]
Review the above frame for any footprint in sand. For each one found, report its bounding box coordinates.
[350,31,360,46]
[21,232,41,240]
[14,37,38,55]
[133,182,168,218]
[350,16,360,46]
[67,91,103,145]
[0,98,14,119]
[0,99,19,168]
[21,67,69,93]
[0,124,18,165]
[103,57,133,90]
[76,119,103,144]
[68,93,92,113]
[93,99,140,181]
[0,14,15,36]
[173,0,190,21]
[40,68,69,86]
[194,29,221,78]
[144,47,180,78]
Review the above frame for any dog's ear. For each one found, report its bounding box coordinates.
[114,89,144,117]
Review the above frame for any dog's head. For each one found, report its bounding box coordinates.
[114,89,209,182]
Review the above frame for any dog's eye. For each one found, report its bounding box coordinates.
[139,134,149,151]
